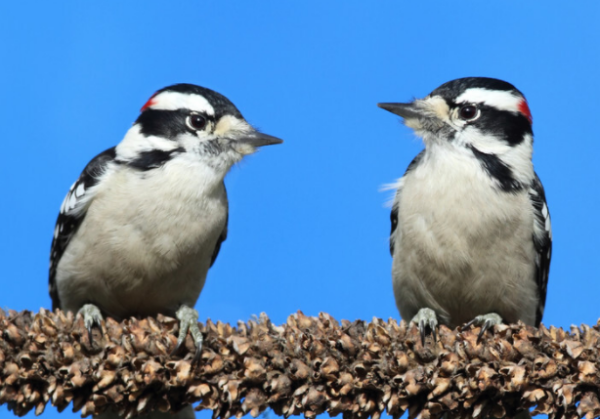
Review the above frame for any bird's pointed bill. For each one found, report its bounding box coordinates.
[377,102,425,119]
[236,131,283,148]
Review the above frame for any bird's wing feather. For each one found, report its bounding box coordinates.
[390,151,424,256]
[49,147,117,310]
[528,172,552,326]
[210,210,228,267]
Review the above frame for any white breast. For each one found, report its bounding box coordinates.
[392,144,538,327]
[56,157,228,319]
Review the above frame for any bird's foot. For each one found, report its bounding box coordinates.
[463,312,503,342]
[410,307,438,345]
[77,303,104,344]
[175,305,203,361]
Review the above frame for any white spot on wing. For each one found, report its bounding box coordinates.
[60,181,78,213]
[545,214,552,239]
[75,183,85,198]
[67,193,78,211]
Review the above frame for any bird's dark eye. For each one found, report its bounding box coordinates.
[186,114,207,131]
[459,104,479,121]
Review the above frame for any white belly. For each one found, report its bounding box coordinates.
[56,160,228,319]
[392,149,538,327]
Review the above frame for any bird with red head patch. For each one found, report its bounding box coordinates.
[378,77,551,348]
[49,83,282,418]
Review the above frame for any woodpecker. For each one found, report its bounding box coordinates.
[49,83,282,366]
[378,77,551,342]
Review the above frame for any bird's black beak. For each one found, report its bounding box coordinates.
[236,131,283,147]
[377,102,425,119]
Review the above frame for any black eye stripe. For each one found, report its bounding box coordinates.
[463,104,533,145]
[136,109,213,138]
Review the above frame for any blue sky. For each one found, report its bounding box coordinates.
[1,2,599,418]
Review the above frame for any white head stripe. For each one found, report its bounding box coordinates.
[454,88,523,112]
[147,91,215,115]
[116,124,181,160]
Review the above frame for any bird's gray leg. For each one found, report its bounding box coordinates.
[77,303,104,343]
[463,312,503,342]
[175,305,203,361]
[410,307,438,345]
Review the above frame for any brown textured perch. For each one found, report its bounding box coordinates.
[0,309,599,419]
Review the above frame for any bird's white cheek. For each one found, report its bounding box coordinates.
[177,132,208,150]
[232,143,257,156]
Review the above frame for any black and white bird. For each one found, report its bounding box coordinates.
[378,77,551,342]
[49,83,282,365]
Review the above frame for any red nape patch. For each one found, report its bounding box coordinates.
[518,99,533,124]
[140,96,156,112]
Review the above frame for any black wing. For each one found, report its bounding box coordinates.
[210,186,228,267]
[49,148,117,310]
[390,204,398,255]
[390,151,424,256]
[528,173,552,326]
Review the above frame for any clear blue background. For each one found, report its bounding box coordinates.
[1,2,598,418]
